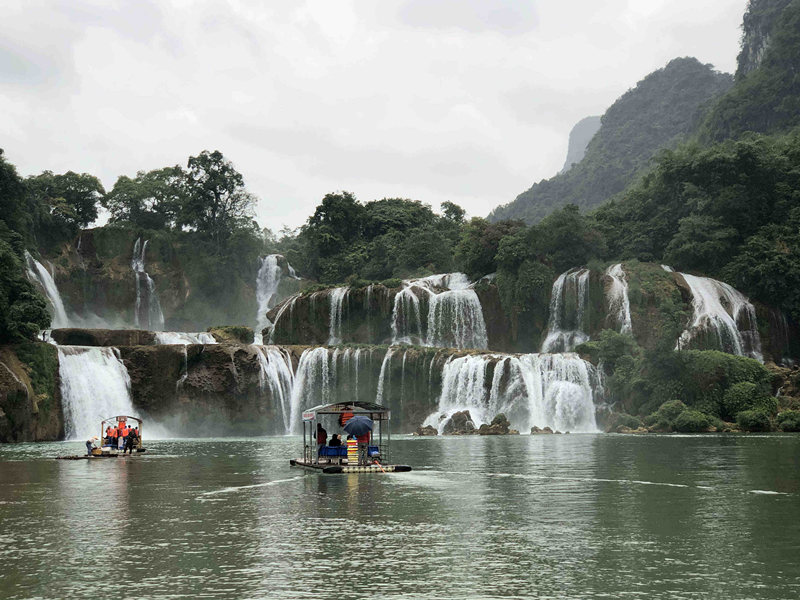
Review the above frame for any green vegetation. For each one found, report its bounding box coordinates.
[777,410,800,432]
[13,342,59,413]
[490,58,733,224]
[736,409,772,432]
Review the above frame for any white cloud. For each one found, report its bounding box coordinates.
[0,0,747,230]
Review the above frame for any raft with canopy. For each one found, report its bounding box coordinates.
[289,401,411,474]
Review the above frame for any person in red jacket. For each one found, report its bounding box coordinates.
[356,431,370,465]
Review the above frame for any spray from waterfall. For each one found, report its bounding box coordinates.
[58,346,136,440]
[24,251,70,328]
[541,268,591,353]
[131,239,164,331]
[675,272,763,361]
[605,263,632,335]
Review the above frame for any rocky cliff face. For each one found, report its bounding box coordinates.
[0,344,63,442]
[736,0,794,79]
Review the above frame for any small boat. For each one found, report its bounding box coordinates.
[57,415,147,460]
[290,401,412,474]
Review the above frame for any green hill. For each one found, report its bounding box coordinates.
[489,58,733,224]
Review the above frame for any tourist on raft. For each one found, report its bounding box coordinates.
[328,434,342,447]
[105,425,116,448]
[123,428,138,454]
[316,423,327,462]
[356,431,370,465]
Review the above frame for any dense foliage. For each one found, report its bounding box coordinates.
[0,150,51,342]
[280,193,466,283]
[489,58,733,224]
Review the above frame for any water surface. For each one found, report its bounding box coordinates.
[1,434,798,599]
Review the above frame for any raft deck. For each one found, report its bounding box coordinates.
[290,458,412,474]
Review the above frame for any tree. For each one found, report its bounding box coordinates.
[456,217,525,279]
[105,166,185,230]
[26,171,105,230]
[179,150,256,249]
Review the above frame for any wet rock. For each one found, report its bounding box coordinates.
[414,425,438,436]
[51,328,156,347]
[442,410,476,435]
[207,326,254,344]
[616,425,649,434]
[530,425,554,434]
[477,413,511,435]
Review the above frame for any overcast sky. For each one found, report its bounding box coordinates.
[1,0,747,231]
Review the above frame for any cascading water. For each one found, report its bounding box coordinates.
[391,273,488,350]
[131,239,164,331]
[24,251,70,328]
[268,295,299,344]
[541,268,591,353]
[288,347,331,433]
[328,287,349,345]
[256,346,295,433]
[254,255,282,344]
[422,352,600,434]
[57,346,136,439]
[675,272,763,361]
[155,332,217,345]
[605,263,632,335]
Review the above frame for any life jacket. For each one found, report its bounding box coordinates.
[339,412,353,427]
[109,428,117,437]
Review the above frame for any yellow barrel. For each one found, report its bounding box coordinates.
[347,439,358,464]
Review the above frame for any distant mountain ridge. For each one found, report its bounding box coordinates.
[489,57,734,224]
[559,116,601,174]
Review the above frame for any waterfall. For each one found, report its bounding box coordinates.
[24,251,70,328]
[391,286,424,345]
[422,352,601,434]
[328,287,349,345]
[131,239,164,331]
[391,272,488,350]
[57,346,136,440]
[676,272,763,361]
[375,347,395,405]
[661,265,674,272]
[256,346,295,434]
[288,347,331,433]
[254,255,282,344]
[541,268,591,353]
[605,263,632,335]
[154,332,217,345]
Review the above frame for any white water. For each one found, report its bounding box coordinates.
[287,347,330,433]
[57,346,136,440]
[155,332,217,345]
[423,352,600,434]
[24,251,70,328]
[605,263,632,335]
[255,346,295,434]
[328,287,349,345]
[132,239,164,331]
[254,255,282,344]
[391,273,488,350]
[676,272,763,361]
[541,268,591,353]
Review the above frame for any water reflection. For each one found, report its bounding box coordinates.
[0,435,799,599]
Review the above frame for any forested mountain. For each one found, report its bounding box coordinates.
[489,58,733,224]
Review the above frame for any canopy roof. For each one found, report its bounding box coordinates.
[302,401,389,421]
[101,415,142,425]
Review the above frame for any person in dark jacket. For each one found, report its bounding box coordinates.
[123,428,137,454]
[316,423,327,463]
[329,434,342,447]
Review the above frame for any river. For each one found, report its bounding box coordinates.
[1,434,798,599]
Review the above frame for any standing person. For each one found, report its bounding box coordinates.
[356,431,370,465]
[123,428,136,454]
[109,425,118,450]
[316,423,327,463]
[86,437,96,456]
